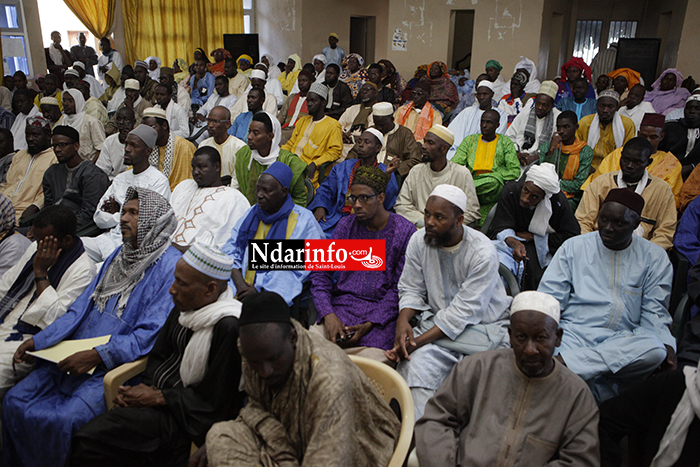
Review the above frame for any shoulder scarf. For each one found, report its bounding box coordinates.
[249,111,282,170]
[234,194,295,255]
[523,107,554,150]
[587,112,625,151]
[397,101,435,141]
[91,187,176,315]
[150,132,175,177]
[178,287,241,386]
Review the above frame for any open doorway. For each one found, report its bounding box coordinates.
[448,10,474,72]
[349,16,376,64]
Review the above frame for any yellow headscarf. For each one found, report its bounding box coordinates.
[278,53,302,94]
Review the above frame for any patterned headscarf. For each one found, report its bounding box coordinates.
[512,71,529,87]
[211,48,232,61]
[0,193,15,241]
[413,64,429,79]
[91,187,176,314]
[343,53,365,69]
[429,61,449,79]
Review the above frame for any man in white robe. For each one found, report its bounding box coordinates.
[10,90,41,151]
[0,206,95,398]
[388,184,511,419]
[539,188,676,402]
[506,81,561,168]
[82,125,171,262]
[95,106,134,180]
[171,146,250,249]
[154,83,189,139]
[395,125,481,227]
[447,81,506,160]
[199,106,246,186]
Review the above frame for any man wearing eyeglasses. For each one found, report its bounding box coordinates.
[199,106,246,186]
[394,80,442,143]
[42,125,109,232]
[310,165,415,363]
[308,128,399,238]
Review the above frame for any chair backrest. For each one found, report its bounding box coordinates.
[348,355,415,467]
[499,262,520,296]
[304,177,315,205]
[480,203,498,234]
[672,293,693,340]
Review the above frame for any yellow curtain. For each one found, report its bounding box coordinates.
[63,0,117,39]
[122,0,243,68]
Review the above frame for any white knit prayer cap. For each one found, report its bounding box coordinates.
[510,291,560,324]
[365,128,384,146]
[372,102,394,117]
[428,184,467,213]
[182,242,235,281]
[250,69,267,81]
[124,78,140,90]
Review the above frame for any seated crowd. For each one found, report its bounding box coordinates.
[0,33,699,467]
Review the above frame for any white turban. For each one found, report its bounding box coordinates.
[510,291,560,324]
[525,163,560,237]
[313,54,327,65]
[476,80,495,92]
[429,184,467,213]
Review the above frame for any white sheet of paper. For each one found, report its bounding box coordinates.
[27,335,111,375]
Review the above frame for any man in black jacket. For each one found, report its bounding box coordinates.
[66,243,246,467]
[324,63,353,120]
[42,125,109,232]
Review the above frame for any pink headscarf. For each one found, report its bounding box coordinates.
[644,68,691,115]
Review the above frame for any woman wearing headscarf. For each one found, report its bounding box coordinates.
[0,193,30,279]
[172,59,189,84]
[145,56,161,81]
[261,54,280,81]
[339,53,368,99]
[189,48,209,75]
[99,63,121,105]
[378,59,406,99]
[208,48,232,77]
[58,89,105,161]
[400,64,429,103]
[607,68,641,100]
[556,57,595,103]
[425,61,459,114]
[278,54,302,95]
[644,68,691,115]
[236,54,254,77]
[498,71,536,127]
[312,54,327,84]
[33,74,45,93]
